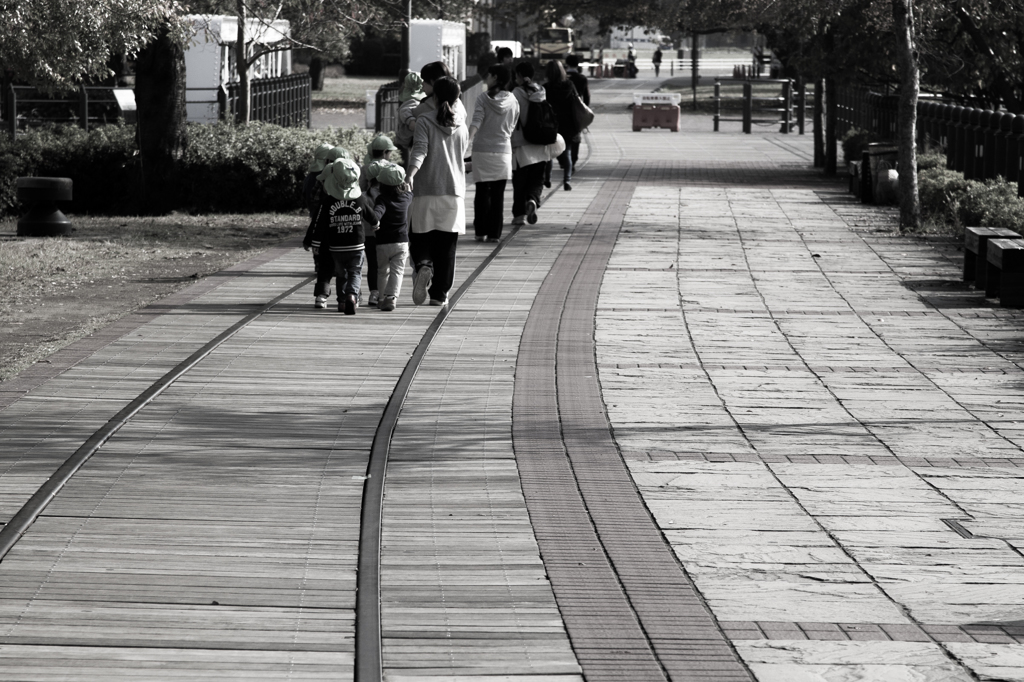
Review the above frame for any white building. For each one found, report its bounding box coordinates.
[184,15,292,123]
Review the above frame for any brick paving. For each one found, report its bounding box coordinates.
[2,76,1024,681]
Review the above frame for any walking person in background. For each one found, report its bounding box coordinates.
[627,43,638,78]
[469,64,519,242]
[542,60,580,192]
[653,46,663,77]
[511,62,551,226]
[564,55,590,171]
[406,76,469,307]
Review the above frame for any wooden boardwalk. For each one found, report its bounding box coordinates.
[4,77,1024,681]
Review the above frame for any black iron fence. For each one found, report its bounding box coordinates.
[836,86,1024,197]
[221,73,311,127]
[3,85,134,137]
[374,74,484,134]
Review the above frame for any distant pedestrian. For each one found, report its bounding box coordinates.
[564,55,590,170]
[653,47,663,77]
[308,157,379,314]
[495,47,515,89]
[367,160,412,312]
[303,144,352,309]
[406,76,469,307]
[542,60,580,192]
[394,72,426,167]
[627,43,638,78]
[511,61,550,226]
[360,133,398,308]
[469,64,519,242]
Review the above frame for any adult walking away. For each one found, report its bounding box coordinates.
[564,55,590,171]
[542,60,581,192]
[406,76,469,307]
[469,64,519,242]
[627,43,638,78]
[653,46,663,77]
[511,62,550,226]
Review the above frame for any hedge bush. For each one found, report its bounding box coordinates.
[918,162,1024,233]
[0,122,377,217]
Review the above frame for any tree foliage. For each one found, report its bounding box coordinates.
[0,0,180,89]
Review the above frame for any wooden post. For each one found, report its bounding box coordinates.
[79,87,89,132]
[7,84,15,138]
[781,80,792,134]
[742,81,752,134]
[713,80,720,132]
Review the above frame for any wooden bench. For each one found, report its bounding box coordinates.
[986,238,1024,306]
[964,226,1021,288]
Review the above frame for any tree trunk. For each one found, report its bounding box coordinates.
[825,76,837,175]
[813,78,825,167]
[308,55,326,91]
[893,0,921,230]
[235,0,250,123]
[135,25,186,214]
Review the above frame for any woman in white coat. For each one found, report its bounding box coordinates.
[406,76,469,307]
[468,64,519,241]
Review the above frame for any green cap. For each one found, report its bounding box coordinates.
[307,143,334,173]
[317,158,362,201]
[369,134,398,153]
[369,160,406,186]
[399,72,425,102]
[326,146,352,162]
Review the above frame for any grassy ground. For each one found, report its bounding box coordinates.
[312,77,393,108]
[0,214,307,382]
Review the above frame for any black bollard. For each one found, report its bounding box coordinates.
[16,177,73,237]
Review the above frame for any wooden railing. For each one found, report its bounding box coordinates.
[835,86,1024,197]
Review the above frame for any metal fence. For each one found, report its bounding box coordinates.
[835,86,1024,197]
[375,74,484,135]
[221,73,311,127]
[4,85,134,137]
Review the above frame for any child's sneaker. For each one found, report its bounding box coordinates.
[380,296,396,311]
[412,264,432,306]
[314,295,327,309]
[367,290,379,307]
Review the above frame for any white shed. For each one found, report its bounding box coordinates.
[409,20,467,82]
[184,15,292,123]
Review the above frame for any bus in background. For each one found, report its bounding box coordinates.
[535,25,574,62]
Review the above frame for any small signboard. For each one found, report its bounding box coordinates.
[112,88,137,124]
[633,92,680,106]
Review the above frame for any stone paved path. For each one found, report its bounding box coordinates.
[2,76,1024,681]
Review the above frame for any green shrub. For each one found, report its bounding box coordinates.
[916,152,946,172]
[918,165,1024,232]
[0,122,377,217]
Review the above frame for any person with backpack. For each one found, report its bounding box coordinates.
[542,60,581,192]
[511,61,554,226]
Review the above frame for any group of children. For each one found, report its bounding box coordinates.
[302,134,411,314]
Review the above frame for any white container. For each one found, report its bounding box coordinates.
[409,19,466,82]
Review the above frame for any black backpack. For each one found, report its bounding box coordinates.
[522,96,558,145]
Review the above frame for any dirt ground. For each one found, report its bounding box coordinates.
[0,213,308,383]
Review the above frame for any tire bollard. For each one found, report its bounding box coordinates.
[16,177,73,237]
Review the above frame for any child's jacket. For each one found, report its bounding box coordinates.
[308,195,378,254]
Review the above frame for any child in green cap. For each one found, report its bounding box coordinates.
[308,158,379,315]
[359,134,399,308]
[367,160,412,311]
[302,143,336,308]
